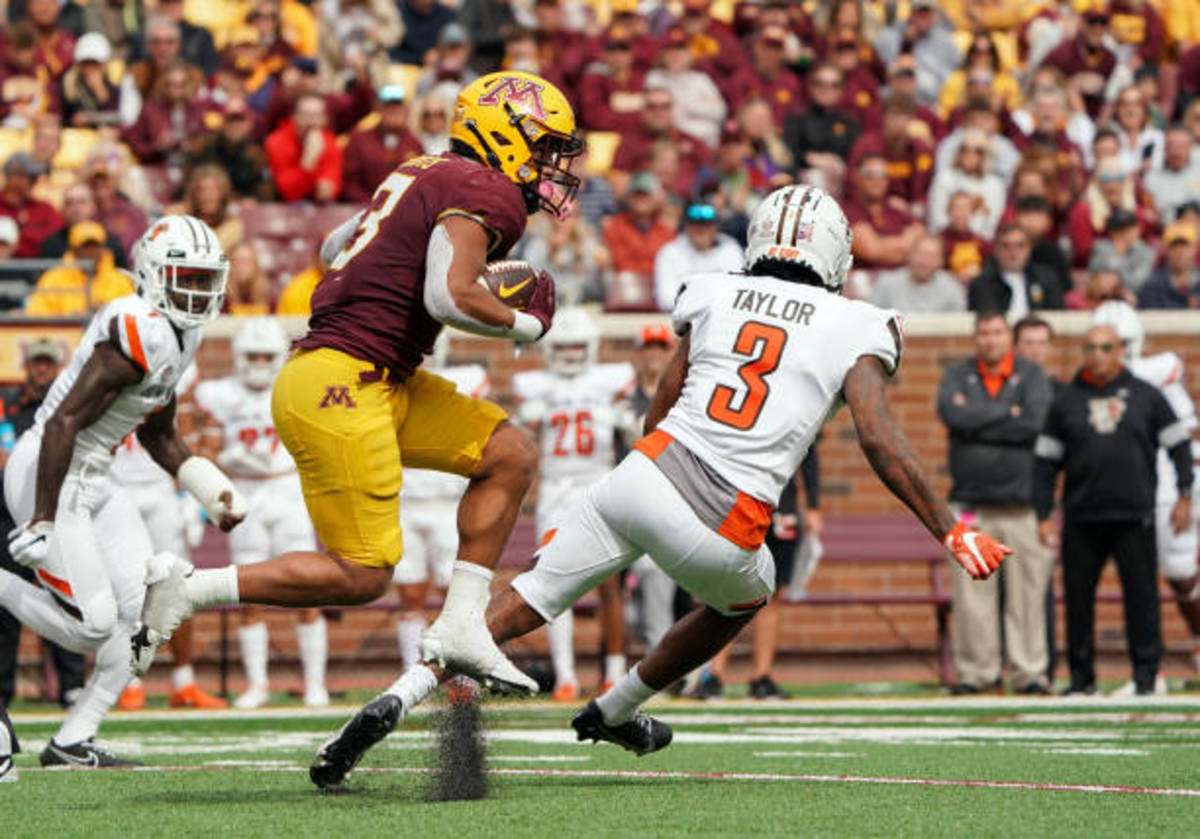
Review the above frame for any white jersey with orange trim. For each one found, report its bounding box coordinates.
[657,271,902,505]
[193,375,296,483]
[402,364,490,501]
[110,362,198,486]
[31,294,201,474]
[1129,351,1199,506]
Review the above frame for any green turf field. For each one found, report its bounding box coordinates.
[5,693,1200,837]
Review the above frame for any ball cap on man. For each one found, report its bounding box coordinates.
[4,152,48,179]
[24,337,62,365]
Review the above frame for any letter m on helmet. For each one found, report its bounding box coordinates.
[477,76,547,121]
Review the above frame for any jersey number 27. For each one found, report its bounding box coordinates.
[706,321,788,431]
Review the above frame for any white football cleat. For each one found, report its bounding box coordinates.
[131,553,196,676]
[304,686,331,709]
[421,617,538,696]
[234,684,270,710]
[1109,676,1167,697]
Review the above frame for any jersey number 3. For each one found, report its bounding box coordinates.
[706,321,788,431]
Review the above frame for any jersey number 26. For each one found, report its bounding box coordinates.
[706,321,788,431]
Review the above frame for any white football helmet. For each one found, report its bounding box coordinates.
[1091,300,1144,361]
[132,215,228,330]
[232,317,289,390]
[544,307,599,376]
[745,185,853,292]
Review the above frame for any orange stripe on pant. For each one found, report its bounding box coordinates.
[716,492,772,551]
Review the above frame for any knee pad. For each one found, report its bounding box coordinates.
[74,598,117,649]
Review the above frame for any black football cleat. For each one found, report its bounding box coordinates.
[40,738,141,768]
[571,700,672,757]
[310,694,404,789]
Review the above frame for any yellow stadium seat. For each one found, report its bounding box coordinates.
[583,131,621,177]
[0,128,29,164]
[55,129,100,171]
[383,63,425,103]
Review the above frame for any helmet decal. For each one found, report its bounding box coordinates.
[477,76,547,120]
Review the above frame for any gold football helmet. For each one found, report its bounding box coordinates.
[450,71,584,217]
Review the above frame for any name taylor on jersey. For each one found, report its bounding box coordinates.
[732,286,817,327]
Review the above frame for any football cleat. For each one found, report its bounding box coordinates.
[40,738,142,769]
[310,694,404,789]
[0,754,15,783]
[303,686,331,709]
[0,702,17,782]
[571,700,672,757]
[234,684,269,710]
[132,554,196,676]
[170,683,228,709]
[552,682,579,702]
[421,618,538,696]
[118,680,146,711]
[1110,676,1167,697]
[748,674,788,699]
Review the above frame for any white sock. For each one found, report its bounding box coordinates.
[436,561,493,624]
[295,617,327,694]
[57,627,130,745]
[172,665,195,691]
[384,663,438,710]
[594,664,656,726]
[185,566,239,608]
[604,654,627,684]
[238,621,269,689]
[396,615,427,672]
[546,611,576,687]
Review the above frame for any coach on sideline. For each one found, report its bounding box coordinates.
[1034,324,1194,696]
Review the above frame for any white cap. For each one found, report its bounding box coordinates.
[0,216,18,246]
[74,32,112,64]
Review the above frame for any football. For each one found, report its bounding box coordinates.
[479,259,540,310]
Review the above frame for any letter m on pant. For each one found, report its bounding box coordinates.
[319,386,357,408]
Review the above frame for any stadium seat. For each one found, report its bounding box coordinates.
[583,131,621,177]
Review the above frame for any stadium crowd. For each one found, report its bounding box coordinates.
[0,0,1197,314]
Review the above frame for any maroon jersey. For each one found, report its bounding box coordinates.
[298,153,527,376]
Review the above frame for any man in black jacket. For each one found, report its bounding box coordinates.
[1035,324,1194,696]
[938,312,1055,693]
[968,223,1064,317]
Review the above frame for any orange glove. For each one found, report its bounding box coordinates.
[944,521,1011,580]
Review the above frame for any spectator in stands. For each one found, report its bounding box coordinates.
[518,212,608,306]
[843,153,924,271]
[391,0,458,66]
[738,97,793,191]
[722,24,804,127]
[941,191,989,283]
[121,16,204,128]
[675,0,747,81]
[1013,152,1074,234]
[122,61,207,165]
[415,23,477,102]
[783,63,859,194]
[38,181,127,268]
[1035,323,1191,696]
[1089,209,1156,294]
[868,234,965,313]
[1067,157,1151,267]
[223,241,273,315]
[1010,71,1093,168]
[1014,195,1070,298]
[881,53,944,144]
[148,0,218,77]
[937,101,1020,184]
[455,0,514,73]
[167,166,244,254]
[410,90,453,155]
[938,311,1055,695]
[24,0,75,80]
[1144,126,1200,223]
[644,26,726,150]
[83,147,148,260]
[927,129,1005,239]
[612,86,711,199]
[265,93,343,203]
[247,0,307,65]
[0,217,17,261]
[1065,254,1135,310]
[1107,0,1166,70]
[59,32,121,128]
[185,96,274,201]
[848,94,934,217]
[1014,315,1057,378]
[0,23,53,131]
[0,153,61,258]
[1138,221,1200,309]
[530,0,587,88]
[700,121,755,224]
[341,85,424,203]
[276,243,324,315]
[260,54,374,139]
[1113,85,1165,175]
[653,203,743,312]
[318,0,402,91]
[969,223,1065,317]
[1039,6,1116,121]
[24,221,133,315]
[874,0,959,107]
[578,25,646,135]
[937,30,1020,121]
[602,173,675,309]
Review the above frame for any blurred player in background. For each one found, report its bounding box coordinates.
[136,73,580,716]
[393,333,487,674]
[1092,302,1200,685]
[111,363,227,710]
[314,186,1010,783]
[513,307,634,700]
[193,318,328,709]
[0,216,241,767]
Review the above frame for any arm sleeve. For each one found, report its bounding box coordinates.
[1033,398,1065,520]
[320,210,364,266]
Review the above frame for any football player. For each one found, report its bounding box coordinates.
[1093,301,1200,685]
[393,333,487,673]
[135,73,581,710]
[0,216,241,767]
[311,185,1010,784]
[512,308,634,700]
[192,318,327,709]
[110,364,227,710]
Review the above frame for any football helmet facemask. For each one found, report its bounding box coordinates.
[132,215,228,330]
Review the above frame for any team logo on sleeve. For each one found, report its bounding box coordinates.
[477,77,547,120]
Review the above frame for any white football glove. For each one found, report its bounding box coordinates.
[7,521,53,569]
